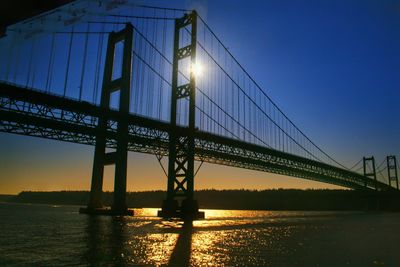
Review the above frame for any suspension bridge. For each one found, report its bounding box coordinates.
[0,1,398,218]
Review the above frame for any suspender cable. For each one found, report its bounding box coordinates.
[93,21,105,104]
[140,16,148,115]
[31,48,37,88]
[79,23,90,101]
[148,9,157,118]
[5,33,17,82]
[46,33,56,93]
[26,36,36,88]
[63,27,74,97]
[13,37,21,83]
[158,9,167,121]
[135,17,144,114]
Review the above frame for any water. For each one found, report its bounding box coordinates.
[0,203,399,266]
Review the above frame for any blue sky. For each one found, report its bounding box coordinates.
[0,0,399,193]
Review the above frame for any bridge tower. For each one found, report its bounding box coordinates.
[158,11,204,219]
[363,156,377,190]
[387,156,399,190]
[80,24,134,215]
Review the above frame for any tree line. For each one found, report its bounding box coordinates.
[5,189,400,211]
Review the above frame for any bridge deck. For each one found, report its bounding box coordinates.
[0,83,394,191]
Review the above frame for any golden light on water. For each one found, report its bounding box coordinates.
[126,209,276,265]
[142,232,178,265]
[90,209,317,265]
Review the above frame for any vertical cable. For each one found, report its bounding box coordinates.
[63,27,74,97]
[148,8,157,118]
[5,33,17,82]
[26,36,36,88]
[79,23,90,101]
[12,35,21,84]
[30,36,39,89]
[94,23,105,104]
[140,14,148,116]
[159,9,167,120]
[224,48,228,136]
[134,30,141,114]
[46,33,56,93]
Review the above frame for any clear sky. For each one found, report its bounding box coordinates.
[0,0,399,194]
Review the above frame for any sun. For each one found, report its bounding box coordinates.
[191,62,204,78]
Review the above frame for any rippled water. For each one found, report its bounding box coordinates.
[0,203,399,266]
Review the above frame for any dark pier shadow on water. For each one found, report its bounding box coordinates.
[82,216,128,266]
[110,217,128,266]
[83,216,104,265]
[168,220,193,267]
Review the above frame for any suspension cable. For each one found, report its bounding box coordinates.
[349,158,363,171]
[197,14,348,170]
[376,158,386,172]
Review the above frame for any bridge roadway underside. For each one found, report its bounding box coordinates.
[0,83,394,192]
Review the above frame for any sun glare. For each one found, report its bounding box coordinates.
[191,62,204,78]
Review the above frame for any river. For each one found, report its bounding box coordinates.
[0,202,399,266]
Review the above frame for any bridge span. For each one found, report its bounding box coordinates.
[0,1,398,218]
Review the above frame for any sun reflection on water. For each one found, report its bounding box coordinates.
[81,208,346,266]
[141,233,178,266]
[113,209,306,265]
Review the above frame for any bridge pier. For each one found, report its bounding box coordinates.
[157,11,204,220]
[80,24,134,216]
[87,136,106,210]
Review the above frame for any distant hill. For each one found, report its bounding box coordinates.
[6,189,400,211]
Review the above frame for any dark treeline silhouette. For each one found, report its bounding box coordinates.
[0,195,14,202]
[4,189,400,211]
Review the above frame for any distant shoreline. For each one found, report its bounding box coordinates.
[2,189,399,211]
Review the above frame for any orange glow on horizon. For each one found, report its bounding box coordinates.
[0,135,343,195]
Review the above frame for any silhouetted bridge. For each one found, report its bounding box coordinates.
[0,1,398,218]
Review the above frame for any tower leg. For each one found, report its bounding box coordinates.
[80,23,134,216]
[112,135,128,212]
[87,137,106,209]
